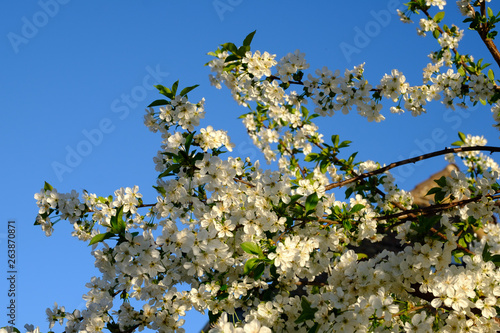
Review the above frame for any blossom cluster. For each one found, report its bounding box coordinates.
[21,1,500,333]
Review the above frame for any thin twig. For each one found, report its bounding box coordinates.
[325,146,500,191]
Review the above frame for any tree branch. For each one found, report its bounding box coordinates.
[467,2,500,69]
[325,146,500,191]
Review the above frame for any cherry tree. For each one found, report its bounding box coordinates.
[7,0,500,332]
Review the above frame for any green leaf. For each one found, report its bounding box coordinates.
[243,30,256,47]
[425,187,442,196]
[295,297,318,324]
[270,263,278,279]
[241,242,264,256]
[305,153,319,162]
[301,106,309,119]
[459,132,467,143]
[185,132,195,151]
[350,204,365,214]
[338,140,351,148]
[331,134,339,147]
[482,243,500,267]
[158,163,181,178]
[305,192,319,213]
[89,232,115,245]
[244,258,260,275]
[237,45,250,57]
[155,84,173,99]
[433,29,440,39]
[44,181,53,191]
[153,185,166,196]
[308,323,320,333]
[345,186,354,199]
[458,66,466,76]
[289,194,302,204]
[433,11,445,23]
[483,242,491,260]
[319,160,330,174]
[253,262,265,279]
[225,54,241,63]
[458,237,467,248]
[148,99,169,107]
[451,140,464,146]
[208,311,222,327]
[434,175,448,187]
[357,253,368,260]
[342,219,352,231]
[488,7,494,18]
[412,215,440,235]
[180,84,199,97]
[110,206,125,234]
[221,42,238,54]
[434,190,445,203]
[171,80,179,96]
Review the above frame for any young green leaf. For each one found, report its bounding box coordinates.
[433,11,445,23]
[225,54,241,63]
[184,132,195,151]
[155,84,173,99]
[295,297,318,324]
[44,181,53,191]
[153,185,166,196]
[148,99,169,107]
[158,163,181,178]
[488,68,495,81]
[331,134,339,147]
[434,175,448,188]
[241,242,264,257]
[110,206,125,234]
[171,80,179,96]
[180,84,200,97]
[305,153,319,162]
[350,204,365,214]
[243,30,256,47]
[221,42,238,54]
[305,192,319,213]
[89,232,115,246]
[243,258,260,275]
[253,262,266,279]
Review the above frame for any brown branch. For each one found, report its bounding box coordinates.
[268,75,303,85]
[481,38,500,69]
[325,146,500,191]
[375,196,484,222]
[429,226,473,255]
[376,193,500,255]
[233,177,256,188]
[476,1,500,68]
[422,5,500,81]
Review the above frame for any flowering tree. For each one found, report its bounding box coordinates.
[9,0,500,332]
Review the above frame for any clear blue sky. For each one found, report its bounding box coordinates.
[1,1,499,332]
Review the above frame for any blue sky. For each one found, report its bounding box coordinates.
[1,1,499,332]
